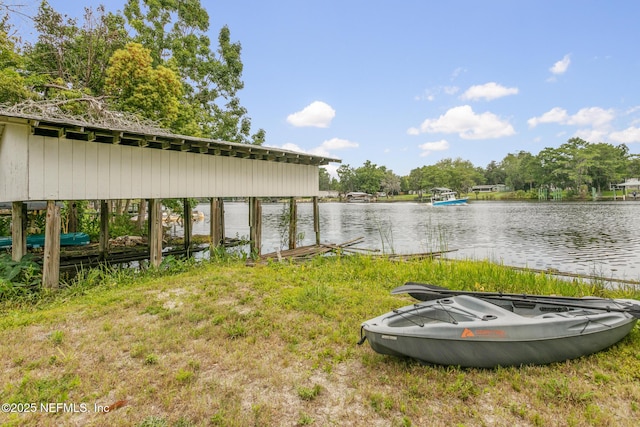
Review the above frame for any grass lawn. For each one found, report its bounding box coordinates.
[1,255,639,426]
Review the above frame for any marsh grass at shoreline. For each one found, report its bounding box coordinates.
[1,256,639,426]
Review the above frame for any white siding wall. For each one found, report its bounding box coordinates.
[0,121,321,202]
[0,121,29,201]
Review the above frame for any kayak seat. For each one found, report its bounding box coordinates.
[538,312,571,319]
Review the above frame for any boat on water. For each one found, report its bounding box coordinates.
[429,187,468,206]
[345,192,373,203]
[359,283,640,368]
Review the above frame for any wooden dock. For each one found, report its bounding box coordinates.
[252,237,455,264]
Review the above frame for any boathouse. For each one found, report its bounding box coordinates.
[0,111,340,287]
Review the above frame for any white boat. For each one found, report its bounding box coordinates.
[345,192,372,203]
[429,188,468,206]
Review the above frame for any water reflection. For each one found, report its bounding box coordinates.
[182,201,640,281]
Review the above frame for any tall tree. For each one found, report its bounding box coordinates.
[483,160,503,185]
[353,160,387,194]
[0,20,31,103]
[318,167,332,191]
[22,1,129,97]
[337,164,356,193]
[585,142,629,192]
[501,151,537,191]
[104,43,183,127]
[123,0,264,143]
[381,170,401,196]
[627,155,640,178]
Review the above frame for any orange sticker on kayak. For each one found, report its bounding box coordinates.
[461,328,506,338]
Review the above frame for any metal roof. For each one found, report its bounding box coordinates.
[0,112,341,167]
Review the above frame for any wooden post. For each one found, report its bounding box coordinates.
[313,196,320,245]
[249,197,262,256]
[210,197,225,247]
[183,198,192,257]
[68,202,78,233]
[136,198,147,230]
[149,199,163,267]
[288,197,297,250]
[99,200,110,260]
[42,200,61,289]
[11,201,27,261]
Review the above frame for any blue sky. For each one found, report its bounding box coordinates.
[11,0,640,177]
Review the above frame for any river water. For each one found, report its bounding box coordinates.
[178,200,640,282]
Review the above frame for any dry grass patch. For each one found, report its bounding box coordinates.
[0,256,639,426]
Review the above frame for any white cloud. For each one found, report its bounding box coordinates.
[528,107,614,129]
[461,82,519,101]
[550,54,571,75]
[528,107,569,128]
[415,86,458,102]
[286,101,335,128]
[406,127,420,135]
[444,86,460,95]
[279,142,304,152]
[319,137,358,151]
[321,164,339,179]
[451,67,466,80]
[574,128,608,143]
[417,105,515,140]
[609,127,640,144]
[418,139,449,157]
[268,137,358,159]
[566,107,614,128]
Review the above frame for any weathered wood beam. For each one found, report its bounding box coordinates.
[147,140,170,149]
[66,129,96,141]
[33,125,64,138]
[249,197,262,256]
[288,197,297,250]
[313,196,320,245]
[210,198,225,247]
[11,201,27,261]
[183,198,192,257]
[94,131,121,144]
[148,199,163,267]
[190,143,209,154]
[99,200,110,261]
[42,200,61,289]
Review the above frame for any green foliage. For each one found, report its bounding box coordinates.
[0,29,31,103]
[49,330,64,345]
[407,157,484,194]
[25,1,128,96]
[110,212,144,238]
[0,253,42,300]
[338,140,633,197]
[123,0,265,143]
[0,255,638,426]
[105,42,183,127]
[175,368,195,384]
[297,384,322,401]
[7,373,80,403]
[0,215,10,236]
[337,161,402,194]
[137,417,168,427]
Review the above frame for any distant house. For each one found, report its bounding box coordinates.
[613,178,640,192]
[471,184,507,193]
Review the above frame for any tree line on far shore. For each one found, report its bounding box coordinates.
[320,138,640,197]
